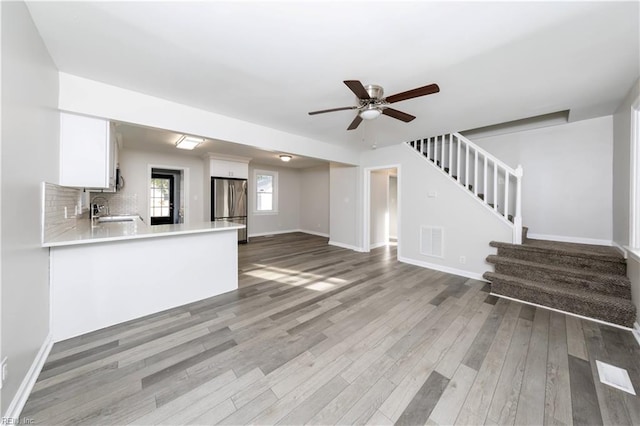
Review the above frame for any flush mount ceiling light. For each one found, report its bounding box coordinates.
[359,104,382,120]
[175,135,204,150]
[279,154,292,162]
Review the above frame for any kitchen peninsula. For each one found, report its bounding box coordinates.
[44,219,245,342]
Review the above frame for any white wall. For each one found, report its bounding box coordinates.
[248,163,300,237]
[1,1,60,416]
[389,175,398,239]
[474,116,614,244]
[360,144,512,279]
[299,165,330,237]
[613,78,640,247]
[117,148,204,224]
[612,78,640,324]
[329,163,361,251]
[370,170,389,248]
[58,73,360,165]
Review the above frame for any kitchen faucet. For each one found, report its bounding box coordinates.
[90,196,109,224]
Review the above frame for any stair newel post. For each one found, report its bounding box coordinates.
[513,164,524,244]
[504,170,510,221]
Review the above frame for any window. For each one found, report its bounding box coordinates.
[255,170,278,213]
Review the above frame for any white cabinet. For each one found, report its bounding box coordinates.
[208,154,250,179]
[59,112,118,190]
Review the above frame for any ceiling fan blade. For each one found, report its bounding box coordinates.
[344,80,371,100]
[308,106,357,115]
[385,83,440,104]
[347,115,363,130]
[382,108,416,122]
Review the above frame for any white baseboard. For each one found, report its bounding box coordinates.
[397,255,485,281]
[614,242,629,259]
[369,241,387,250]
[298,229,330,238]
[248,229,299,238]
[527,233,612,247]
[626,247,640,263]
[328,240,365,252]
[249,229,329,238]
[4,333,54,420]
[634,322,640,347]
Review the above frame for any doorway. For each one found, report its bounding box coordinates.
[149,167,185,225]
[364,166,399,252]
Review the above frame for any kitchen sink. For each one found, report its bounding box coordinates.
[96,215,140,223]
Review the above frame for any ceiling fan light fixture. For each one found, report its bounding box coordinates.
[360,105,382,120]
[176,135,204,150]
[279,154,292,162]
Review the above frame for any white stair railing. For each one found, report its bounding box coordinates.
[407,132,524,244]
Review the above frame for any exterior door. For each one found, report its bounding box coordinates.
[150,173,174,225]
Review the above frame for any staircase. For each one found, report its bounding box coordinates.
[406,132,523,243]
[407,132,635,327]
[484,228,636,328]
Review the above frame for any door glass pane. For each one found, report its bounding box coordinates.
[150,177,171,218]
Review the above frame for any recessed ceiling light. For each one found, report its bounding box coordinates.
[279,154,292,162]
[176,135,204,150]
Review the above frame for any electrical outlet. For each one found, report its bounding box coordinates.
[459,256,466,264]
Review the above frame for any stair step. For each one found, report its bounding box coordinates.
[486,255,631,299]
[478,193,484,200]
[483,272,636,327]
[489,240,626,275]
[444,167,450,173]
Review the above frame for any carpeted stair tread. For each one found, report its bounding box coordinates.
[525,239,624,259]
[489,240,626,275]
[486,255,631,298]
[490,240,625,262]
[483,271,636,327]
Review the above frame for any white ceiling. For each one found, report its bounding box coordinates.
[27,1,639,151]
[115,121,329,169]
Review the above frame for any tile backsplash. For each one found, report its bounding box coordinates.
[43,182,85,242]
[43,184,140,243]
[88,192,138,216]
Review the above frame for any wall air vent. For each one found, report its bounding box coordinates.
[420,226,444,258]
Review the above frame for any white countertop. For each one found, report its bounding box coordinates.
[43,218,245,247]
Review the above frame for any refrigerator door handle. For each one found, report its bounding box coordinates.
[230,184,235,217]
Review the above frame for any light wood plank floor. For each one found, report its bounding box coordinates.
[23,233,640,425]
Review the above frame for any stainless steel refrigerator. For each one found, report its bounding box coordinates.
[212,177,248,243]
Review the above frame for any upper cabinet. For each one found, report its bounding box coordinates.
[59,112,118,190]
[207,154,251,179]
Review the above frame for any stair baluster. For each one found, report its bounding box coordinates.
[406,132,523,244]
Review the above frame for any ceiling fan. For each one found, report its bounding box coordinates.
[308,80,440,130]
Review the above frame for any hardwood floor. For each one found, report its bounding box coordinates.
[22,233,640,425]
